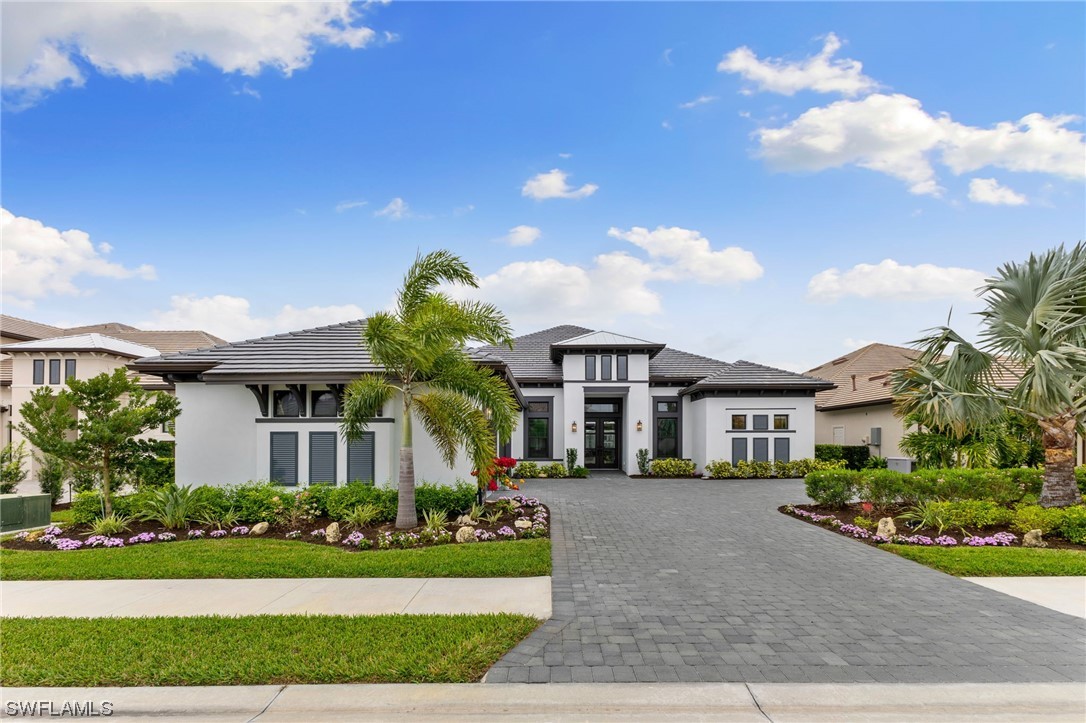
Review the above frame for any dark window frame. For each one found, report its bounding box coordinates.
[731,437,748,464]
[48,359,61,385]
[601,354,612,381]
[584,355,596,381]
[523,396,553,460]
[616,354,628,381]
[310,389,340,418]
[270,431,299,486]
[32,359,44,385]
[308,431,338,484]
[731,414,746,430]
[64,359,77,381]
[773,414,789,430]
[347,431,376,484]
[753,437,769,462]
[752,414,769,431]
[652,396,681,459]
[774,437,791,463]
[273,389,301,418]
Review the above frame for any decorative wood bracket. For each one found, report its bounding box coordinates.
[328,384,345,415]
[287,384,308,417]
[246,384,269,417]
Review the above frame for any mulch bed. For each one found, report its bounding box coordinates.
[2,501,549,553]
[781,503,1086,551]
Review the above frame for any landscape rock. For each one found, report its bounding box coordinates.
[325,521,341,543]
[514,519,532,529]
[1023,529,1047,548]
[455,515,476,526]
[876,517,897,538]
[250,522,269,536]
[456,526,476,543]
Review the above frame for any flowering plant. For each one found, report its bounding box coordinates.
[209,529,227,538]
[496,526,517,539]
[965,532,1016,547]
[157,532,177,542]
[285,530,302,539]
[53,538,83,551]
[474,457,520,491]
[128,532,156,545]
[474,529,496,542]
[230,526,250,536]
[187,529,205,539]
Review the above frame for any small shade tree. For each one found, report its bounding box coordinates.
[17,368,180,515]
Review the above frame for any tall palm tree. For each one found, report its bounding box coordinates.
[340,250,518,528]
[892,242,1086,507]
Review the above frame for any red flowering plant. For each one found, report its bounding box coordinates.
[473,457,518,492]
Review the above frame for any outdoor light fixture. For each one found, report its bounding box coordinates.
[571,421,578,433]
[636,420,643,432]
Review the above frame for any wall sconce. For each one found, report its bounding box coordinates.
[571,421,578,433]
[636,420,644,432]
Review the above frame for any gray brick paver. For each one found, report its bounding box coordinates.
[487,477,1085,684]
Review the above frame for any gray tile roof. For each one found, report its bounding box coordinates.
[685,360,836,392]
[473,325,593,382]
[0,315,64,341]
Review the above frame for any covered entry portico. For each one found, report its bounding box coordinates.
[583,397,622,469]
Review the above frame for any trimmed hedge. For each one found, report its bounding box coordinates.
[804,470,862,508]
[804,466,1046,508]
[648,458,697,477]
[703,458,845,480]
[815,444,870,470]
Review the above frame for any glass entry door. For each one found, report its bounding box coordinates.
[584,399,622,469]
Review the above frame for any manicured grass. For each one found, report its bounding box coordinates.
[0,614,539,686]
[886,544,1086,576]
[0,538,550,580]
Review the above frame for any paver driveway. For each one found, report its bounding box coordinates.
[486,476,1086,684]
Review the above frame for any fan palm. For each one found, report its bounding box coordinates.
[340,250,518,528]
[892,242,1086,507]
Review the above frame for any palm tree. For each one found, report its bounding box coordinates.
[340,250,518,528]
[892,242,1086,507]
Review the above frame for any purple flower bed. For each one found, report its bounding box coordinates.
[230,526,250,536]
[128,532,156,545]
[209,530,227,538]
[52,538,83,551]
[964,532,1017,547]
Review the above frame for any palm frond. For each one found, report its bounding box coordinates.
[428,352,519,439]
[398,250,478,320]
[340,375,399,441]
[411,388,496,472]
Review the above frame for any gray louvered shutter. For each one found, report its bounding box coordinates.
[731,437,747,464]
[270,432,298,486]
[347,432,375,485]
[309,432,337,484]
[753,437,769,462]
[774,438,790,463]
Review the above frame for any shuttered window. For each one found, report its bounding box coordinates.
[309,432,337,484]
[49,359,61,384]
[347,432,375,485]
[774,437,790,463]
[753,438,769,462]
[311,390,339,418]
[731,437,747,464]
[270,432,298,486]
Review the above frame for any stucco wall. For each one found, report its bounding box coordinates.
[175,383,258,486]
[691,395,817,471]
[814,403,907,459]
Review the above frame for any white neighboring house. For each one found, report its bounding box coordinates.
[130,322,835,488]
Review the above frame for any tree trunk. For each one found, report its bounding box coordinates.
[1038,414,1080,508]
[101,456,113,517]
[396,397,418,529]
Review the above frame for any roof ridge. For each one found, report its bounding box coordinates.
[0,313,63,329]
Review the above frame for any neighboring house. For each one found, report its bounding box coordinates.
[0,315,224,489]
[806,343,921,460]
[130,321,834,487]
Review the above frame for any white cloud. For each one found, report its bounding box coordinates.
[807,259,986,302]
[967,178,1028,206]
[374,197,410,219]
[606,226,764,284]
[334,199,367,213]
[521,169,598,201]
[2,1,378,107]
[558,152,573,159]
[718,32,877,97]
[0,207,156,307]
[662,48,674,66]
[661,120,673,131]
[679,94,719,109]
[502,225,542,247]
[232,83,261,100]
[143,294,366,342]
[941,113,1085,179]
[453,204,475,217]
[756,93,945,196]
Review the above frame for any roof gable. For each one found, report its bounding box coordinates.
[2,333,160,359]
[686,360,835,393]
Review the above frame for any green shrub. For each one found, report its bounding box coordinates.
[71,490,150,524]
[36,454,68,503]
[570,466,589,478]
[71,467,99,493]
[88,513,131,536]
[906,468,1026,504]
[1057,506,1086,544]
[341,502,383,529]
[815,444,870,470]
[414,481,475,516]
[636,449,650,475]
[0,442,28,494]
[325,482,397,523]
[743,460,774,478]
[192,486,230,518]
[1004,467,1044,497]
[853,515,876,531]
[512,461,541,478]
[793,458,847,476]
[649,458,696,477]
[1011,505,1067,535]
[134,456,174,488]
[1075,466,1086,495]
[703,460,733,479]
[227,482,283,523]
[804,470,860,508]
[857,470,909,509]
[566,448,578,471]
[541,462,567,478]
[932,500,1013,530]
[864,456,889,469]
[899,500,952,536]
[137,485,209,530]
[815,444,844,462]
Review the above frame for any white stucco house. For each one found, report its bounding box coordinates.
[130,321,835,487]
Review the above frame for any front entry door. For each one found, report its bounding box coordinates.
[584,399,622,469]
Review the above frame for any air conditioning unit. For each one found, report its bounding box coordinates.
[869,427,882,446]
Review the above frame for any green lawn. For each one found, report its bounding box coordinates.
[0,538,550,580]
[885,544,1086,576]
[50,509,74,525]
[0,614,539,686]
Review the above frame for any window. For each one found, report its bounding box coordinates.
[270,432,298,486]
[601,355,612,380]
[585,401,618,413]
[654,396,680,459]
[309,432,337,484]
[774,438,790,463]
[585,355,596,380]
[657,401,678,414]
[32,360,44,385]
[273,390,300,417]
[731,437,748,464]
[347,432,375,484]
[753,437,769,462]
[774,414,789,430]
[731,414,746,430]
[525,398,551,459]
[616,355,628,381]
[753,414,769,431]
[49,359,61,385]
[64,359,77,381]
[311,390,339,418]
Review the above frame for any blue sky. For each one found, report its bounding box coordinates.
[2,1,1084,371]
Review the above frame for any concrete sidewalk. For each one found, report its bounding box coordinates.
[0,577,551,618]
[963,576,1086,619]
[1,683,1082,721]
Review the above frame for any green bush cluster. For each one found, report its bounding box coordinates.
[648,458,697,477]
[804,466,1045,508]
[512,461,541,478]
[929,500,1013,529]
[1009,503,1086,542]
[1076,465,1086,495]
[541,462,567,478]
[814,444,871,470]
[703,458,844,479]
[804,470,862,508]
